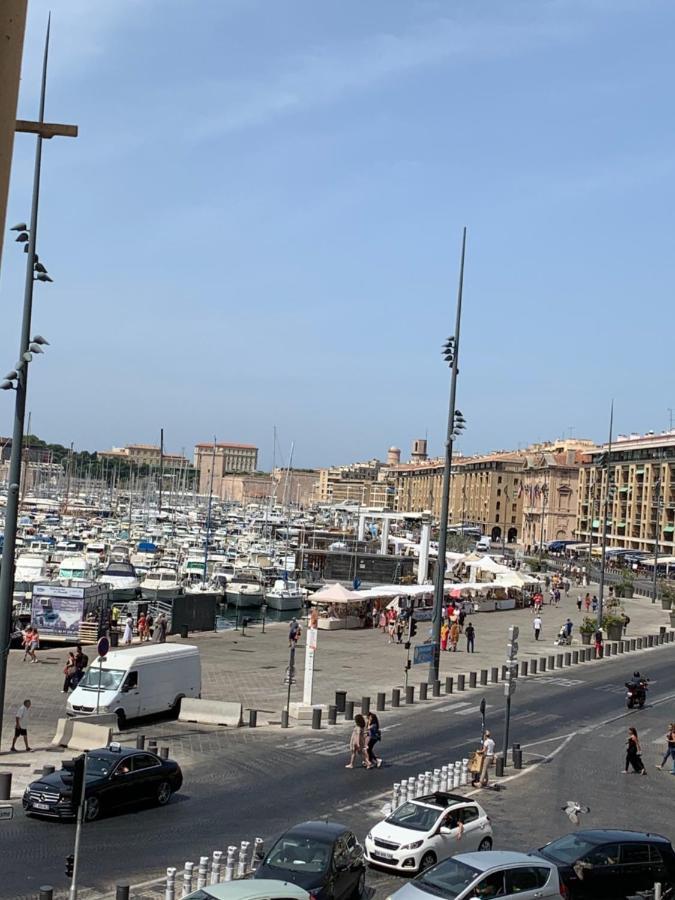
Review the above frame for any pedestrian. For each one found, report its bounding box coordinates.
[584,593,591,612]
[458,609,466,631]
[10,699,32,752]
[62,652,76,693]
[440,621,449,652]
[123,614,134,645]
[395,619,404,645]
[623,726,646,775]
[471,730,495,787]
[346,714,366,768]
[288,618,301,647]
[27,626,39,662]
[153,612,167,643]
[379,609,387,634]
[465,621,475,653]
[622,614,631,635]
[137,612,147,641]
[146,612,154,639]
[594,627,604,658]
[591,595,598,613]
[533,615,542,641]
[656,723,675,773]
[365,712,383,769]
[576,595,582,612]
[564,618,573,638]
[450,621,460,652]
[21,626,34,662]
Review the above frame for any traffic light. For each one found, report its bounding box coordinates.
[65,854,74,878]
[409,618,417,638]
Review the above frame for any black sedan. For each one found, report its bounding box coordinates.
[23,744,183,821]
[534,829,675,899]
[254,821,365,900]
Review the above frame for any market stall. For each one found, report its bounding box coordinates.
[310,582,369,630]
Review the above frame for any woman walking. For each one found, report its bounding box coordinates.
[27,626,39,663]
[365,712,383,769]
[624,726,646,774]
[122,614,134,645]
[450,621,460,652]
[62,652,76,693]
[440,621,449,652]
[656,723,675,772]
[346,714,366,768]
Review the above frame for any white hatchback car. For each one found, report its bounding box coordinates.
[365,792,493,874]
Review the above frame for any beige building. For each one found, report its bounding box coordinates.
[315,459,384,504]
[450,453,524,544]
[99,443,187,470]
[392,459,444,517]
[520,447,588,550]
[194,441,258,495]
[577,431,675,554]
[272,468,320,508]
[218,473,274,504]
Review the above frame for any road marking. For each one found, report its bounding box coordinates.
[390,750,433,766]
[436,701,472,713]
[531,677,585,687]
[456,704,492,716]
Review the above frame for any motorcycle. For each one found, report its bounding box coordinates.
[625,678,648,709]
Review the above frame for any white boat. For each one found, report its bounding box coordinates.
[140,567,183,601]
[15,552,49,586]
[184,579,225,603]
[225,578,264,608]
[99,561,140,600]
[265,578,306,611]
[58,555,97,581]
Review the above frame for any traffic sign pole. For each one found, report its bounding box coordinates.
[502,626,519,766]
[95,636,109,716]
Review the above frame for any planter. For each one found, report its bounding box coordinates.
[606,623,623,642]
[581,632,592,645]
[661,597,673,611]
[621,585,634,599]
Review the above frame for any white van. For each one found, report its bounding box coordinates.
[476,536,492,551]
[67,643,201,726]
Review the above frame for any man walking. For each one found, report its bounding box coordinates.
[288,618,301,648]
[10,699,32,752]
[465,621,475,653]
[533,615,542,641]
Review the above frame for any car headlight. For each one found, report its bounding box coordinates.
[400,840,424,850]
[23,786,30,796]
[366,832,373,842]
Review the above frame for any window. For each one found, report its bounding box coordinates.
[506,867,550,892]
[497,489,501,496]
[457,805,479,824]
[620,844,650,864]
[472,870,505,897]
[496,502,501,510]
[498,476,502,484]
[583,844,620,866]
[123,671,138,690]
[132,753,159,771]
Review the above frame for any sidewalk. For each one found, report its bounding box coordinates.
[1,579,671,798]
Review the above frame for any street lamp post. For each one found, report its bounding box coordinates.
[651,470,662,604]
[428,227,467,686]
[597,401,615,630]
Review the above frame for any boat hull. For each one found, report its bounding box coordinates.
[265,594,304,611]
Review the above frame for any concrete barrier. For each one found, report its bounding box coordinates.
[179,699,242,727]
[67,720,113,751]
[52,717,75,747]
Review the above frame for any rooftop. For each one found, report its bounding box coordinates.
[195,442,257,450]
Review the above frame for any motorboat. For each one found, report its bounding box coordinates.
[58,554,97,581]
[184,578,225,603]
[98,560,140,601]
[225,576,264,609]
[140,566,183,601]
[265,578,306,611]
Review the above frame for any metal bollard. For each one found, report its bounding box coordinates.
[530,659,538,674]
[136,734,146,749]
[480,669,488,685]
[419,682,428,700]
[630,638,637,651]
[457,674,465,691]
[392,782,401,809]
[432,680,441,697]
[556,653,563,668]
[572,650,579,664]
[548,655,556,670]
[540,658,547,672]
[182,862,194,898]
[469,672,477,688]
[160,747,169,759]
[513,748,523,769]
[520,660,528,677]
[490,667,499,683]
[345,699,355,719]
[281,709,290,728]
[116,887,129,900]
[445,676,454,694]
[312,708,322,730]
[237,842,250,878]
[377,691,386,711]
[328,705,337,725]
[637,637,643,649]
[461,759,469,785]
[405,685,415,704]
[361,696,370,715]
[253,838,265,865]
[605,644,612,658]
[166,867,177,900]
[564,652,571,666]
[392,688,400,708]
[211,852,223,885]
[0,772,11,801]
[249,709,258,728]
[197,856,209,889]
[335,690,347,713]
[648,635,654,647]
[495,757,505,777]
[224,846,237,881]
[40,889,54,900]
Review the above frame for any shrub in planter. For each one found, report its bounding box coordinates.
[580,616,597,644]
[619,574,635,599]
[603,613,625,642]
[661,584,675,610]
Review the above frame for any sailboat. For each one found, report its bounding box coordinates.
[184,438,224,602]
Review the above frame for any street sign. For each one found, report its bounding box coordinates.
[413,643,434,665]
[97,636,110,658]
[504,681,516,697]
[0,805,13,821]
[506,641,519,657]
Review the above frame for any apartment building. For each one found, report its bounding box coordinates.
[576,431,675,554]
[450,453,525,544]
[194,441,259,496]
[98,443,187,470]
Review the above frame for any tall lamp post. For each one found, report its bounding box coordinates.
[651,463,663,604]
[596,401,615,629]
[428,227,467,686]
[0,20,75,745]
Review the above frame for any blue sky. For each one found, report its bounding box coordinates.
[1,0,674,469]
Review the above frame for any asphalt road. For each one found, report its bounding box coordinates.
[3,644,674,900]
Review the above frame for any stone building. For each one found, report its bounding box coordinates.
[194,441,258,495]
[99,443,187,470]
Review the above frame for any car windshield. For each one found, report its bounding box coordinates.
[416,858,481,898]
[265,836,332,874]
[541,834,600,864]
[78,668,125,691]
[82,754,114,777]
[386,802,440,832]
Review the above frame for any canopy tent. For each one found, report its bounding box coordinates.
[310,582,362,603]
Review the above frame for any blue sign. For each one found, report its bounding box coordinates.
[413,643,434,665]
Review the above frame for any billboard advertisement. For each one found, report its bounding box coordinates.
[31,593,84,638]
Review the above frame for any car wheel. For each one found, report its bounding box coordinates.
[419,851,437,872]
[478,837,493,851]
[351,870,365,899]
[156,781,172,806]
[84,797,101,822]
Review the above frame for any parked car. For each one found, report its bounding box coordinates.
[183,881,311,900]
[365,792,492,873]
[23,743,183,821]
[388,851,561,900]
[533,829,675,899]
[254,821,365,900]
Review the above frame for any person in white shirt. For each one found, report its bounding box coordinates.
[533,615,543,641]
[11,699,31,752]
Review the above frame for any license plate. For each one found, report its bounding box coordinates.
[33,802,50,810]
[377,851,394,859]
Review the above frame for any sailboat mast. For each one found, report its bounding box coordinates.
[158,427,164,515]
[202,438,217,582]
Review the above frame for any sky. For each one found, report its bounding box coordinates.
[1,0,674,470]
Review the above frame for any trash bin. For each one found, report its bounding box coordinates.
[110,630,119,647]
[180,625,188,639]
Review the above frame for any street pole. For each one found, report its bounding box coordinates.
[158,427,164,515]
[538,482,548,558]
[69,752,88,900]
[0,0,27,276]
[428,227,467,685]
[0,22,50,745]
[597,401,614,629]
[652,474,661,604]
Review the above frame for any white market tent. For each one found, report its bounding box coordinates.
[310,582,362,603]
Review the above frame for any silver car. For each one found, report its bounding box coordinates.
[387,851,562,900]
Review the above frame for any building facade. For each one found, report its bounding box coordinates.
[576,431,675,554]
[99,444,187,470]
[194,441,259,495]
[520,449,585,550]
[449,453,524,544]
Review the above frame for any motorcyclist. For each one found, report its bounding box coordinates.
[625,671,648,706]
